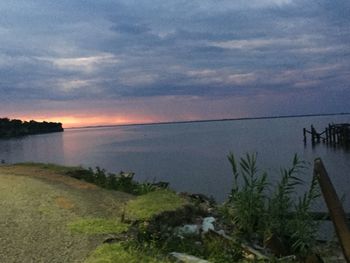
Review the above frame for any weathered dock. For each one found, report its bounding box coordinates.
[303,123,350,147]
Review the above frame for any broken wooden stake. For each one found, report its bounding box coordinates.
[314,158,350,263]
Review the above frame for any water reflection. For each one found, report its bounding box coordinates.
[0,133,65,164]
[0,115,349,207]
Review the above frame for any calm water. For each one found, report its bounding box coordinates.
[1,115,349,209]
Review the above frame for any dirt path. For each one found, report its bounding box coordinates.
[0,165,132,263]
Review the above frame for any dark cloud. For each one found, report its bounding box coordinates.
[0,0,349,121]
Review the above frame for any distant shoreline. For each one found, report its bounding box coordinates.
[0,118,64,138]
[66,112,350,130]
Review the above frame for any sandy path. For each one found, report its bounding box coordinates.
[0,165,132,263]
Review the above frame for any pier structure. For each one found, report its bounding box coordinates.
[303,123,350,147]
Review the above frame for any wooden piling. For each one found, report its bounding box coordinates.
[314,158,350,262]
[303,123,350,148]
[311,125,316,144]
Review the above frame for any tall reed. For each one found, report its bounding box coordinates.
[224,153,320,257]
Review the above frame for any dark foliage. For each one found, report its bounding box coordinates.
[66,168,165,195]
[0,117,63,138]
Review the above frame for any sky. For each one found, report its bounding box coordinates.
[0,0,349,127]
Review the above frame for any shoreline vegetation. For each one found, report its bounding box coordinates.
[0,154,346,262]
[0,117,63,138]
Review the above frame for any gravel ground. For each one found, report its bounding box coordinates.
[0,165,132,263]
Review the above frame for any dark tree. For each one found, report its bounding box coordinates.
[0,118,64,138]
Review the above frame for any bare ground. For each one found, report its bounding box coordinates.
[0,164,133,263]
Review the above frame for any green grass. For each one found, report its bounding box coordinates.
[125,190,187,220]
[85,243,170,263]
[68,218,129,235]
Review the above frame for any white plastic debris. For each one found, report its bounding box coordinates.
[201,217,215,233]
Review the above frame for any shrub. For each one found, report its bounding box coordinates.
[66,168,161,195]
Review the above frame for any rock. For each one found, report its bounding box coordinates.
[189,194,216,213]
[149,204,206,228]
[202,217,215,233]
[169,252,210,263]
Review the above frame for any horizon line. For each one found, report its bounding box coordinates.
[65,112,350,130]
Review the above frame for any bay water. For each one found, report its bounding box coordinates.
[1,115,349,210]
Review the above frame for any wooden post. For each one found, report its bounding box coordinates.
[336,128,340,144]
[311,125,315,144]
[332,126,336,144]
[314,158,350,262]
[303,128,307,144]
[339,126,344,145]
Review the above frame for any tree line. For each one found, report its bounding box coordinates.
[0,118,63,138]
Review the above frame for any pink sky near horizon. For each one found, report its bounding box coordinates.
[6,96,253,128]
[5,88,347,128]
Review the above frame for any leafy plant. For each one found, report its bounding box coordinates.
[266,155,306,239]
[203,234,242,262]
[224,153,320,258]
[66,167,162,195]
[287,175,320,257]
[135,183,158,195]
[226,153,268,240]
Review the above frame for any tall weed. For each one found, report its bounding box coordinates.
[227,153,267,239]
[224,153,320,257]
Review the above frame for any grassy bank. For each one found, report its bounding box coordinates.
[0,159,345,262]
[0,164,186,262]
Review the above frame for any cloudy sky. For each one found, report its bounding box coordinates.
[0,0,349,127]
